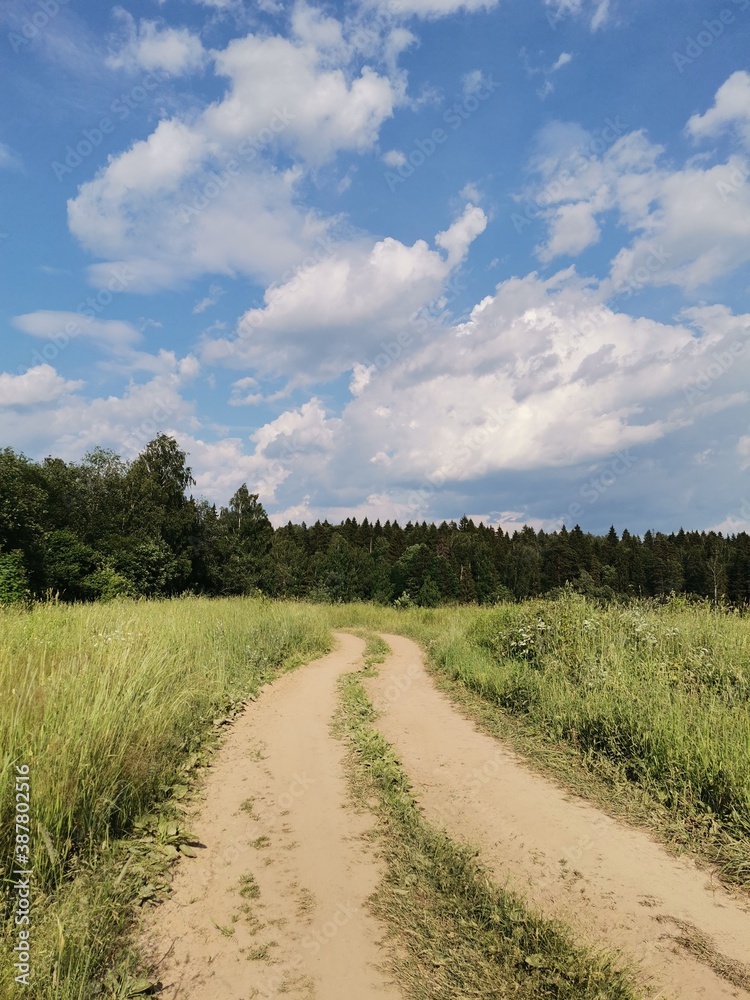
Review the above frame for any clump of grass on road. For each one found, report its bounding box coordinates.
[0,596,330,998]
[335,639,640,1000]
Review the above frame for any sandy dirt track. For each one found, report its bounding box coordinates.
[143,633,402,1000]
[367,633,750,1000]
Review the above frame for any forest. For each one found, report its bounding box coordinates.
[1,434,748,606]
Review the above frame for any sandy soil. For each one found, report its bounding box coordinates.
[142,633,402,1000]
[366,633,750,1000]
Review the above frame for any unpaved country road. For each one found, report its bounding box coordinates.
[367,633,750,1000]
[142,633,402,1000]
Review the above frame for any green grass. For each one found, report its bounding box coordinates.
[3,591,748,997]
[334,643,641,1000]
[325,595,750,890]
[0,596,330,998]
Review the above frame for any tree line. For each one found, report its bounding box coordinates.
[1,435,748,606]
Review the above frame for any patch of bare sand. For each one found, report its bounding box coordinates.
[367,633,750,1000]
[142,633,402,1000]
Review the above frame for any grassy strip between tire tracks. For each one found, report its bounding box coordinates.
[334,633,642,1000]
[326,598,750,895]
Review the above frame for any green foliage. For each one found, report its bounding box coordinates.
[217,485,273,595]
[42,529,98,600]
[2,437,750,607]
[451,595,750,842]
[84,566,134,601]
[0,549,30,605]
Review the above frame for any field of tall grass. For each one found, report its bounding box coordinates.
[2,592,748,996]
[462,596,749,826]
[328,595,750,885]
[0,597,330,998]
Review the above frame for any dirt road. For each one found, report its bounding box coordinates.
[143,630,750,1000]
[367,633,750,1000]
[143,633,402,1000]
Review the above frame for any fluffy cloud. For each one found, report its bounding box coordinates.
[202,204,487,379]
[521,75,750,290]
[203,29,398,165]
[267,492,428,528]
[68,12,402,292]
[330,272,688,486]
[363,0,498,19]
[0,367,199,461]
[686,71,750,148]
[193,283,225,314]
[12,311,200,376]
[435,204,487,264]
[189,0,248,8]
[228,375,263,406]
[178,398,338,505]
[69,147,325,292]
[174,433,290,505]
[6,275,748,529]
[197,269,748,524]
[382,149,407,167]
[13,311,141,350]
[0,366,84,406]
[107,10,206,75]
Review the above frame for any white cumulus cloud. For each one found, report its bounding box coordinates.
[67,13,404,292]
[107,9,206,76]
[202,204,487,379]
[521,76,750,291]
[0,366,84,406]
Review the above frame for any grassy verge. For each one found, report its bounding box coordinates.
[325,597,750,893]
[334,635,641,1000]
[0,597,331,998]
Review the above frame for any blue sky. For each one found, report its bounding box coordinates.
[1,0,749,533]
